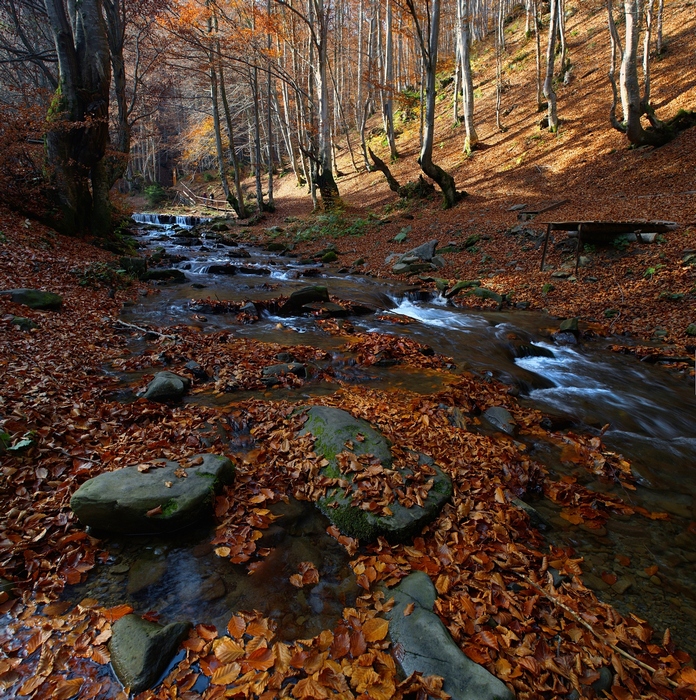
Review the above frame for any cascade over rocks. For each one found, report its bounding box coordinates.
[385,571,514,700]
[298,406,452,542]
[109,614,191,694]
[70,453,235,534]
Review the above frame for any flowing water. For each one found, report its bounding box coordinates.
[105,217,696,654]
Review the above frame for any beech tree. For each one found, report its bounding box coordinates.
[43,0,113,236]
[607,0,675,146]
[404,0,463,208]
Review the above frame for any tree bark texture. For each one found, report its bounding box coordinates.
[44,0,112,236]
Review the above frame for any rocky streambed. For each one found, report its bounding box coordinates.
[56,213,696,695]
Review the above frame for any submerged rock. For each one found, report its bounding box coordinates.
[0,288,63,310]
[143,371,191,402]
[110,614,191,694]
[298,406,452,542]
[70,453,235,534]
[385,572,514,700]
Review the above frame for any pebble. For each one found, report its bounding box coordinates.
[611,577,633,595]
[650,575,662,586]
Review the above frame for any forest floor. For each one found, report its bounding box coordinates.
[2,0,696,699]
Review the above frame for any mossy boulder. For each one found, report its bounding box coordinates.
[110,615,191,694]
[11,316,38,331]
[70,453,235,534]
[298,406,452,542]
[0,289,63,310]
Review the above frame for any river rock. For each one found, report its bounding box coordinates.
[207,264,237,275]
[514,344,554,359]
[385,572,513,700]
[552,331,578,345]
[144,269,187,283]
[120,257,147,279]
[184,360,209,382]
[110,614,191,694]
[70,453,235,534]
[262,362,306,378]
[298,406,452,542]
[559,317,579,335]
[143,371,191,402]
[127,557,168,594]
[511,498,549,531]
[11,316,38,331]
[0,288,63,310]
[405,239,438,262]
[484,406,518,435]
[279,286,330,315]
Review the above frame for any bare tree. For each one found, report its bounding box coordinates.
[404,0,464,207]
[543,0,560,132]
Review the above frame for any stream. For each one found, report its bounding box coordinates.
[89,214,696,656]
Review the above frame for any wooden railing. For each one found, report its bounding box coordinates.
[179,182,233,213]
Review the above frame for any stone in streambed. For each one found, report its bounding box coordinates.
[70,453,234,534]
[279,286,330,316]
[127,557,167,594]
[385,572,514,700]
[298,406,452,542]
[143,371,190,402]
[110,614,191,694]
[143,269,187,283]
[0,288,63,310]
[483,406,518,436]
[262,362,306,378]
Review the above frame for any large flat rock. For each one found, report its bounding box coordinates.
[298,406,452,542]
[70,453,234,534]
[386,572,514,700]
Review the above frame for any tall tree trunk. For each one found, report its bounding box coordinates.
[458,0,478,152]
[411,0,462,208]
[44,0,112,236]
[209,57,231,205]
[533,0,544,110]
[543,0,560,132]
[313,0,339,207]
[219,64,246,218]
[252,67,265,211]
[266,0,275,210]
[382,0,398,160]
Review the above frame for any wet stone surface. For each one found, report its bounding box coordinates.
[63,499,358,642]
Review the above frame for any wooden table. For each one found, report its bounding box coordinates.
[539,220,679,273]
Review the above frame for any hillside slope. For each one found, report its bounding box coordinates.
[255,0,696,354]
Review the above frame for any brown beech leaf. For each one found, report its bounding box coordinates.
[403,602,415,617]
[145,505,162,517]
[227,616,246,639]
[210,662,241,685]
[214,637,245,663]
[362,617,389,642]
[53,677,85,700]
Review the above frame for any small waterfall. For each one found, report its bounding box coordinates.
[132,213,211,228]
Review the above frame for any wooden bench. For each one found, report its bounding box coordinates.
[539,220,679,273]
